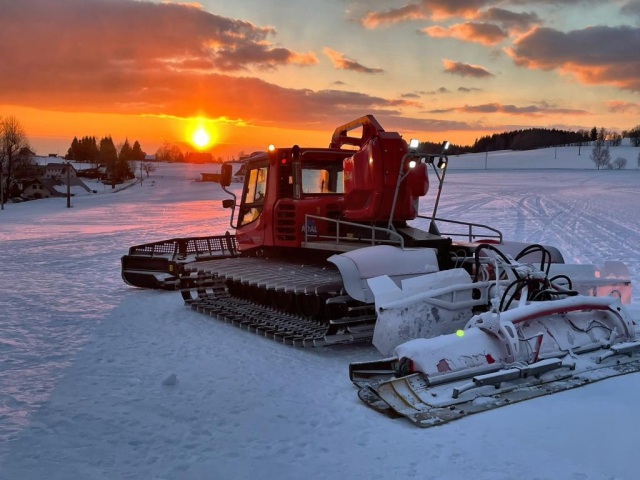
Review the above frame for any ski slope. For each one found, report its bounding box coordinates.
[1,145,640,480]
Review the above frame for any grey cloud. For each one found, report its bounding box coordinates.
[444,60,494,77]
[509,26,640,91]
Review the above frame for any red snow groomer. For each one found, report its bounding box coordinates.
[121,115,640,414]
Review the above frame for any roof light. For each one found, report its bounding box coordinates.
[409,138,420,149]
[437,157,447,169]
[268,144,275,152]
[442,140,450,152]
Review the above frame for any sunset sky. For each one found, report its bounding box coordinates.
[1,0,639,158]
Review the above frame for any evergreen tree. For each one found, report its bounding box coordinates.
[119,138,133,162]
[66,137,79,160]
[590,126,598,142]
[131,140,146,160]
[100,136,118,187]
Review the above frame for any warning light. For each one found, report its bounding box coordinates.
[268,144,275,152]
[456,329,465,337]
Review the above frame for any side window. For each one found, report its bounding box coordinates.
[301,166,343,194]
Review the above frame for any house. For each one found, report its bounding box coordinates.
[22,177,92,199]
[43,162,77,179]
[76,165,106,179]
[22,178,59,198]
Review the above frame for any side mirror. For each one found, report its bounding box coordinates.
[220,164,232,187]
[222,199,234,209]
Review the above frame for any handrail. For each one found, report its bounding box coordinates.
[417,215,503,243]
[304,214,405,249]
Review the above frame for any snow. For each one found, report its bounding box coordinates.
[2,147,640,479]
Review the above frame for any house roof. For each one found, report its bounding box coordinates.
[46,162,77,171]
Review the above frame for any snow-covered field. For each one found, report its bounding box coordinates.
[2,145,640,480]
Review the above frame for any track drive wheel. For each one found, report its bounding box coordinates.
[296,294,326,323]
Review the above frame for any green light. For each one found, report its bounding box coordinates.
[456,329,465,337]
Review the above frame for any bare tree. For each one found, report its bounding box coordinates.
[156,141,184,162]
[597,127,608,146]
[141,161,157,178]
[590,144,611,169]
[613,157,627,169]
[609,132,622,146]
[0,116,33,204]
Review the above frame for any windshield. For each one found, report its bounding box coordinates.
[239,165,268,226]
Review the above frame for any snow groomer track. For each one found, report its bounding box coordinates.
[180,257,375,346]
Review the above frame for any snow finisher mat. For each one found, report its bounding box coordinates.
[354,347,640,428]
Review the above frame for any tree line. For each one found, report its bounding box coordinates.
[64,135,160,184]
[418,125,640,156]
[589,127,640,170]
[418,127,595,156]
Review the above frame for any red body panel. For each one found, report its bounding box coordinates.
[235,116,429,251]
[342,132,427,222]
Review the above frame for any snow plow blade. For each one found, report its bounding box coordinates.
[351,296,640,427]
[121,233,238,290]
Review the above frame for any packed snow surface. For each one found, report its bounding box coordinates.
[2,145,640,480]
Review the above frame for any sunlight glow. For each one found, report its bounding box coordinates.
[192,127,210,148]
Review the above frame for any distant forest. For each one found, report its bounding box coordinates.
[419,125,640,155]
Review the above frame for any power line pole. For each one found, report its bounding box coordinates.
[66,161,71,208]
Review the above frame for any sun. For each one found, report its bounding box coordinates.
[192,127,210,149]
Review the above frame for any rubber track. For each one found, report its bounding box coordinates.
[181,258,374,347]
[183,257,343,295]
[187,293,374,347]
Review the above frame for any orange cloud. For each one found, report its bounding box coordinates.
[507,26,640,91]
[358,0,495,27]
[322,48,384,74]
[605,101,640,115]
[162,1,204,8]
[443,59,494,78]
[0,0,316,74]
[422,22,508,44]
[360,4,426,28]
[427,102,590,117]
[0,0,433,129]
